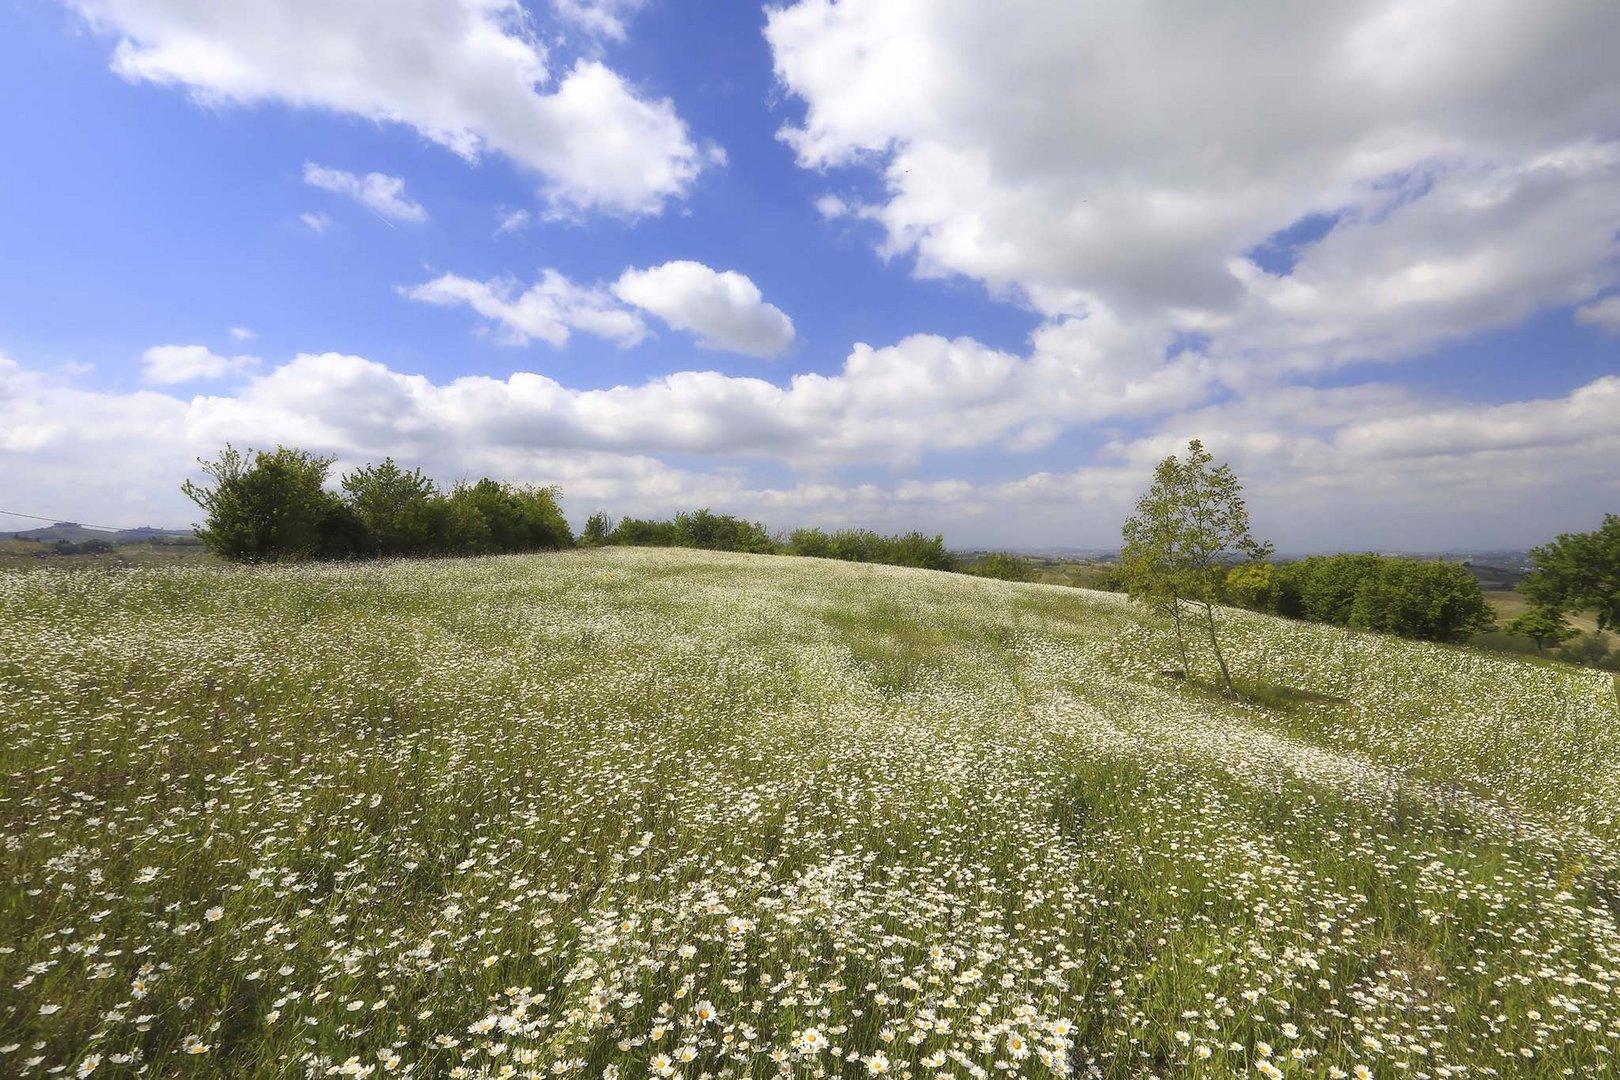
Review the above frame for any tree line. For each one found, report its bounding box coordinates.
[182,446,571,562]
[578,510,955,571]
[181,445,957,573]
[1221,554,1494,643]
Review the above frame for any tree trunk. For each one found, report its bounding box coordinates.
[1167,596,1191,674]
[1200,599,1233,693]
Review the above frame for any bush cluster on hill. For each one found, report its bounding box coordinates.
[1223,553,1496,644]
[781,527,954,570]
[582,509,777,554]
[580,510,955,571]
[183,446,571,563]
[958,551,1039,582]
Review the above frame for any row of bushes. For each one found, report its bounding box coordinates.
[183,447,967,574]
[580,511,955,571]
[183,447,572,562]
[1219,554,1495,643]
[1072,554,1492,644]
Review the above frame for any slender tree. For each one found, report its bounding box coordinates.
[1120,439,1271,693]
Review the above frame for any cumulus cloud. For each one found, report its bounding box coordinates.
[1575,295,1620,334]
[140,344,259,384]
[303,163,427,223]
[69,0,705,214]
[402,271,646,349]
[613,261,796,358]
[767,0,1620,363]
[407,263,800,359]
[300,211,331,234]
[1217,143,1620,371]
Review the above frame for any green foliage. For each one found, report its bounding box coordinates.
[671,508,776,554]
[1223,561,1280,612]
[340,458,440,556]
[962,552,1038,582]
[596,516,956,572]
[1523,513,1620,632]
[785,526,833,558]
[786,527,954,570]
[1506,606,1579,651]
[183,445,572,562]
[1120,439,1270,691]
[182,444,344,562]
[581,511,614,546]
[1271,553,1496,644]
[1558,631,1615,668]
[1347,558,1497,644]
[448,480,574,555]
[610,515,683,547]
[1282,553,1384,624]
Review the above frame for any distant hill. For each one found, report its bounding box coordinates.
[0,522,194,544]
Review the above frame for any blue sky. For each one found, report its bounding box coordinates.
[1,0,1618,551]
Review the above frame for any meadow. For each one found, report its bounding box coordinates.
[3,547,1620,1078]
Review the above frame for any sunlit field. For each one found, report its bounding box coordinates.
[4,549,1620,1079]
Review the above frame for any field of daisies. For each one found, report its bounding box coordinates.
[5,548,1620,1079]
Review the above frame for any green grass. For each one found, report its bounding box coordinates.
[1482,587,1601,636]
[2,548,1619,1078]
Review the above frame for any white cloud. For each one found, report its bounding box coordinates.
[408,262,800,359]
[229,326,254,341]
[300,211,331,234]
[1575,295,1620,335]
[140,344,259,384]
[303,162,427,223]
[549,0,645,42]
[3,349,1616,548]
[402,271,646,348]
[69,0,705,215]
[495,208,532,235]
[52,325,1197,468]
[767,0,1620,364]
[613,261,797,359]
[1216,143,1620,372]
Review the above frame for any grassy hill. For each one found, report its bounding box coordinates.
[2,548,1618,1077]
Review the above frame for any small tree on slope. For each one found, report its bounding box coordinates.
[1120,439,1271,693]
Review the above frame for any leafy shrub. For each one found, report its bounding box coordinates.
[1347,558,1496,644]
[1558,631,1614,668]
[963,552,1037,582]
[1224,561,1281,612]
[182,445,346,562]
[1268,553,1494,644]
